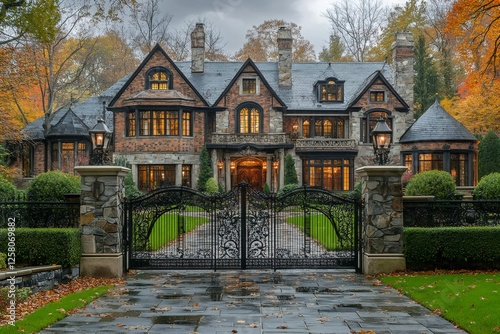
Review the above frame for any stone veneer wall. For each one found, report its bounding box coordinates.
[75,166,129,278]
[357,166,407,274]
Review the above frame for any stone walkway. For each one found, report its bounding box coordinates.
[39,270,466,334]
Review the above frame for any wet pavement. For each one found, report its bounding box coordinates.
[39,270,466,334]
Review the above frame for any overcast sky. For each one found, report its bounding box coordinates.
[156,0,407,57]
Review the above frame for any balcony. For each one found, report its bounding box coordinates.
[295,138,357,151]
[210,133,289,146]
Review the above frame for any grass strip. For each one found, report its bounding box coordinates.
[148,213,208,250]
[287,214,339,250]
[1,285,111,334]
[380,273,500,334]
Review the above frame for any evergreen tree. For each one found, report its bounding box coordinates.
[197,146,213,191]
[478,130,500,180]
[414,35,440,119]
[284,154,298,185]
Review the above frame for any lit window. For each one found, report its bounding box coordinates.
[148,70,169,90]
[370,91,385,102]
[302,158,353,191]
[318,80,343,102]
[302,117,346,138]
[361,111,391,143]
[127,111,136,136]
[238,103,262,133]
[182,111,191,136]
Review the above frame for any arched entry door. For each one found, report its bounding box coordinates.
[235,158,265,190]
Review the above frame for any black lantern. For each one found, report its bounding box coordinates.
[89,118,112,165]
[371,117,392,165]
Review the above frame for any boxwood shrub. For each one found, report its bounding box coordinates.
[404,227,500,270]
[0,175,18,201]
[404,170,456,199]
[0,228,81,267]
[27,171,80,201]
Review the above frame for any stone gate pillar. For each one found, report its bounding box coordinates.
[74,166,130,278]
[356,166,407,275]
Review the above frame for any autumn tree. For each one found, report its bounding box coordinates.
[324,0,387,62]
[234,19,315,62]
[368,0,427,62]
[413,35,440,119]
[444,0,500,133]
[318,34,353,62]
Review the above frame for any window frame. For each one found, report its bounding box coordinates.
[369,90,386,102]
[145,67,172,90]
[301,117,347,138]
[316,78,344,102]
[126,109,193,137]
[239,77,259,95]
[302,158,353,191]
[236,102,263,134]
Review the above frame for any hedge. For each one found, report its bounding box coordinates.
[404,227,500,270]
[0,228,81,267]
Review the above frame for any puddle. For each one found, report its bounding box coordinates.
[277,294,294,300]
[124,290,140,296]
[336,303,363,309]
[206,287,223,301]
[226,287,259,298]
[99,311,142,322]
[153,315,202,328]
[157,294,192,299]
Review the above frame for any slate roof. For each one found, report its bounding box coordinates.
[22,74,131,140]
[176,61,392,110]
[399,99,477,143]
[23,56,398,140]
[46,108,90,137]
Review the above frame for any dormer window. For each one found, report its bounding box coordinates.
[317,78,344,102]
[145,67,172,90]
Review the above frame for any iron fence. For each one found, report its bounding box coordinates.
[0,194,80,228]
[403,199,500,227]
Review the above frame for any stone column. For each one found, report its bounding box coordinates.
[278,149,285,190]
[225,156,231,191]
[266,155,272,189]
[175,163,182,186]
[356,166,407,275]
[75,166,130,278]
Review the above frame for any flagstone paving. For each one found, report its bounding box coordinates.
[39,270,466,334]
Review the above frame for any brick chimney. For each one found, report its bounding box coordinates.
[277,27,292,87]
[391,31,414,110]
[191,23,205,73]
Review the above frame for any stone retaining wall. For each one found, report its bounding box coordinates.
[0,266,79,292]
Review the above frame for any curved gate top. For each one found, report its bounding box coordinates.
[124,184,362,271]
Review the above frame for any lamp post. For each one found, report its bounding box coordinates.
[89,118,112,165]
[371,117,392,165]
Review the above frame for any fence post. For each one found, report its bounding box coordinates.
[356,166,407,275]
[74,166,130,278]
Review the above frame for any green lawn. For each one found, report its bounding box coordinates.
[148,213,208,250]
[1,286,111,334]
[380,272,500,334]
[287,214,340,250]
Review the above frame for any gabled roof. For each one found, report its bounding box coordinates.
[400,99,477,143]
[348,70,409,110]
[46,108,89,137]
[108,44,209,108]
[212,58,286,107]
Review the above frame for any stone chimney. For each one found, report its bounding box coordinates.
[277,27,292,87]
[191,23,205,73]
[391,31,414,110]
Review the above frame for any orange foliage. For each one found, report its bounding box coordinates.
[445,0,500,134]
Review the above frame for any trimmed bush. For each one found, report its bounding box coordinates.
[473,172,500,199]
[284,154,298,185]
[27,171,80,201]
[114,157,143,199]
[0,228,81,267]
[205,177,219,193]
[0,252,5,269]
[404,170,456,199]
[197,147,213,192]
[0,175,18,201]
[404,227,500,270]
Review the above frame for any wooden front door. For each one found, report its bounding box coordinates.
[237,166,262,189]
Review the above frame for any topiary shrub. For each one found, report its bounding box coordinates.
[205,177,219,193]
[473,172,500,199]
[197,147,213,192]
[27,171,80,201]
[0,175,18,201]
[284,154,298,185]
[0,252,6,269]
[404,170,456,199]
[263,182,271,194]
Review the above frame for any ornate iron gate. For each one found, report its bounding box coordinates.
[124,184,362,271]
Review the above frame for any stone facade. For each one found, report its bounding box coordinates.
[357,166,407,274]
[75,166,129,277]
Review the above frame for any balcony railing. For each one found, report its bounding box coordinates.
[295,138,357,150]
[211,133,289,145]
